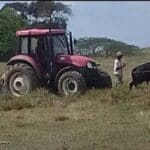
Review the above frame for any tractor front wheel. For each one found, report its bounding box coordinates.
[94,69,112,89]
[58,71,86,96]
[4,63,38,97]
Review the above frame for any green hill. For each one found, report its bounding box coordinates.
[141,47,150,53]
[75,37,140,56]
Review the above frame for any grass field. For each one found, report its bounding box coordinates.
[0,53,150,150]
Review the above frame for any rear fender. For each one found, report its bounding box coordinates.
[7,55,41,78]
[54,66,78,87]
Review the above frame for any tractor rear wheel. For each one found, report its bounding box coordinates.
[94,69,112,88]
[58,71,86,96]
[4,63,38,97]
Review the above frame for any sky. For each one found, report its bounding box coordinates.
[1,1,150,48]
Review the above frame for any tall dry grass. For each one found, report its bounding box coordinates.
[0,53,150,111]
[0,53,150,150]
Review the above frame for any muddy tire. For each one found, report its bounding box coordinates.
[94,69,112,88]
[4,63,39,97]
[58,71,86,96]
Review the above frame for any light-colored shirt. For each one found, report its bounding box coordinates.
[114,58,123,75]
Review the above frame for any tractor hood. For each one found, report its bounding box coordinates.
[56,54,93,67]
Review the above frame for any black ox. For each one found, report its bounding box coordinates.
[129,62,150,90]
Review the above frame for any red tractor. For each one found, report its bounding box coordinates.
[1,28,112,97]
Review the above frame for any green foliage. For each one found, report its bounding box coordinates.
[0,8,26,60]
[2,1,72,29]
[76,37,140,56]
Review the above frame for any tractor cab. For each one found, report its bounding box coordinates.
[16,28,73,72]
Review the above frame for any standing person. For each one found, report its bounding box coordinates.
[113,51,126,86]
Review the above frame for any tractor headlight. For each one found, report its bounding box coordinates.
[87,62,93,69]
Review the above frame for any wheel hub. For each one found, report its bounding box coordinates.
[13,77,24,91]
[62,78,78,96]
[67,81,76,91]
[9,73,30,97]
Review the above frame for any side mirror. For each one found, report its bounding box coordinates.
[74,39,77,45]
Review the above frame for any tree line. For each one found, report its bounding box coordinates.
[75,37,141,56]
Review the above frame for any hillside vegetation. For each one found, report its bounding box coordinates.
[0,53,150,150]
[76,37,140,56]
